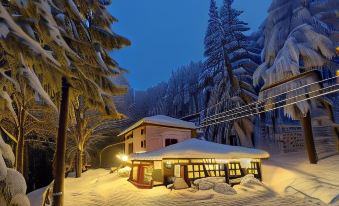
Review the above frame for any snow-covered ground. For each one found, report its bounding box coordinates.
[28,152,339,206]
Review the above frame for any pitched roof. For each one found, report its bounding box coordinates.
[118,115,197,136]
[129,138,270,160]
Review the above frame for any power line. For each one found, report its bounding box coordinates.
[200,83,339,128]
[202,75,338,122]
[202,82,337,125]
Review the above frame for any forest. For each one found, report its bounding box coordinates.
[0,0,338,206]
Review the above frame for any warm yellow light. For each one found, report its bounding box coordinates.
[121,155,128,162]
[336,70,339,77]
[116,154,128,162]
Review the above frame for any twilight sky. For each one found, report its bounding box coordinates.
[109,0,271,90]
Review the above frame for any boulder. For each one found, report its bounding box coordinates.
[213,183,237,195]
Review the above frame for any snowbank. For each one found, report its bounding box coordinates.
[117,166,131,177]
[262,152,339,204]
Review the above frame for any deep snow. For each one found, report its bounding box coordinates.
[28,152,339,206]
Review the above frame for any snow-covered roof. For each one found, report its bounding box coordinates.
[129,139,270,160]
[118,115,197,136]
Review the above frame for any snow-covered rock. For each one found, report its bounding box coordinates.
[240,174,262,186]
[194,177,225,185]
[213,183,237,195]
[198,181,214,190]
[117,166,131,177]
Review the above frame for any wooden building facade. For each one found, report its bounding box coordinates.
[128,139,269,189]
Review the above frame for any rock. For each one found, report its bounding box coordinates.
[213,183,237,195]
[240,174,262,186]
[198,181,214,190]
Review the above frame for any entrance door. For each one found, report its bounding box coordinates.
[137,165,153,186]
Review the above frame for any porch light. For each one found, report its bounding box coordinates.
[116,154,129,162]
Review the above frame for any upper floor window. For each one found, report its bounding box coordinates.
[141,129,144,135]
[141,140,146,148]
[165,138,178,147]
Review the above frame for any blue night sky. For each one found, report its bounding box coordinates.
[109,1,271,90]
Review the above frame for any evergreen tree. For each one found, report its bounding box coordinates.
[254,0,339,162]
[200,0,224,110]
[0,0,130,205]
[203,0,259,147]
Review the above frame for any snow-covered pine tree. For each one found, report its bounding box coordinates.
[254,0,339,161]
[200,0,224,112]
[203,0,259,147]
[0,0,130,205]
[0,75,57,177]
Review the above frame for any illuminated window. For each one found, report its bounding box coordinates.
[228,162,242,178]
[187,164,205,179]
[247,162,260,175]
[204,164,225,177]
[132,166,138,181]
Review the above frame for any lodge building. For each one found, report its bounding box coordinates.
[128,138,270,189]
[118,115,197,154]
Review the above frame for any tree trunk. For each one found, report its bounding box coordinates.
[53,77,70,206]
[75,149,83,178]
[15,132,24,174]
[300,111,317,164]
[223,50,237,89]
[16,108,25,174]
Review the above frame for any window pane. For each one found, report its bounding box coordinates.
[200,165,204,170]
[216,171,220,176]
[194,172,200,178]
[216,165,219,170]
[210,171,215,176]
[194,165,199,171]
[220,171,225,176]
[200,172,205,177]
[188,172,194,178]
[188,165,193,172]
[165,139,171,146]
[236,164,239,169]
[236,170,241,176]
[171,139,178,144]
